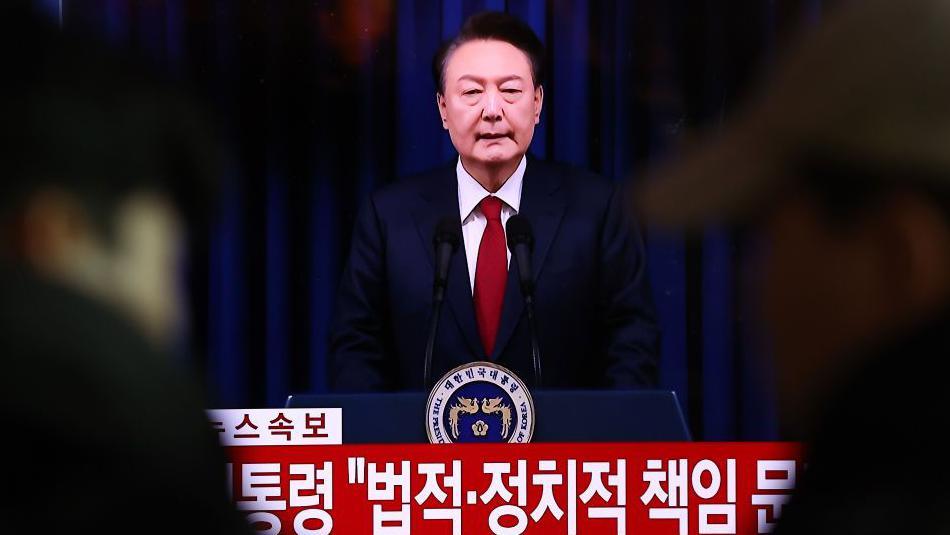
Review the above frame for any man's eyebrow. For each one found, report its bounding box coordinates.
[456,74,525,84]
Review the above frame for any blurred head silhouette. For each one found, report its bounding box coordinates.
[0,6,249,533]
[0,3,217,349]
[641,0,950,438]
[643,2,950,529]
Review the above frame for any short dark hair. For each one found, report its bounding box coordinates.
[0,7,220,243]
[432,11,546,95]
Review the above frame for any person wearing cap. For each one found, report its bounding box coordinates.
[330,12,660,391]
[641,0,950,532]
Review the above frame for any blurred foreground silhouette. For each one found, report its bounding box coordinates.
[0,4,248,533]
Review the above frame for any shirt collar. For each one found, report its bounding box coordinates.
[456,155,526,221]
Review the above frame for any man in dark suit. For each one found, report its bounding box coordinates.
[330,12,659,391]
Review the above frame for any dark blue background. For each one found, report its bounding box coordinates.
[37,0,827,440]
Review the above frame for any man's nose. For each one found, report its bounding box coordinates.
[482,90,502,121]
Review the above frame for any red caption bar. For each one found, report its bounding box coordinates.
[225,442,801,535]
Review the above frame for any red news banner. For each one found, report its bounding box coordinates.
[212,409,801,535]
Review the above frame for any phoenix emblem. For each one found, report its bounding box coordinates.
[448,396,513,439]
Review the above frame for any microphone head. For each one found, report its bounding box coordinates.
[506,214,534,250]
[433,216,461,252]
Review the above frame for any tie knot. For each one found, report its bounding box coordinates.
[480,196,503,221]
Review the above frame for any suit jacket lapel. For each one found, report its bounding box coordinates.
[410,166,483,361]
[490,160,566,360]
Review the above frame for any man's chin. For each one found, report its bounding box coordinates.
[470,148,522,166]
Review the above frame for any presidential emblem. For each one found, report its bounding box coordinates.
[426,361,535,444]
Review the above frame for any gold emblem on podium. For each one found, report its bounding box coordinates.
[426,361,535,444]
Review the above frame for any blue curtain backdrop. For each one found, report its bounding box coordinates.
[42,0,825,440]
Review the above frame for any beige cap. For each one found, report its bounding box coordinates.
[639,0,950,228]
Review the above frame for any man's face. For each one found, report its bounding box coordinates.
[751,191,888,434]
[437,39,543,167]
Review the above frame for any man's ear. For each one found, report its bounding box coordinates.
[15,189,93,271]
[13,188,117,301]
[875,192,950,313]
[534,85,544,125]
[436,92,448,130]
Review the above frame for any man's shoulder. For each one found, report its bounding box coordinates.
[533,158,611,183]
[528,158,617,205]
[368,161,455,212]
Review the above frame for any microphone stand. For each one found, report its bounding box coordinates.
[424,217,460,390]
[524,292,542,387]
[506,215,542,389]
[423,283,447,390]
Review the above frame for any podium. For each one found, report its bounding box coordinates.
[217,395,798,533]
[285,389,690,443]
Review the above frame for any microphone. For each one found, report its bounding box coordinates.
[432,217,461,301]
[424,217,461,389]
[505,215,542,387]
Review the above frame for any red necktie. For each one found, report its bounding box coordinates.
[473,196,507,358]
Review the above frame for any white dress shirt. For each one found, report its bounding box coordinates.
[457,155,526,293]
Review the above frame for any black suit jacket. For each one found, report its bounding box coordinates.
[330,158,660,391]
[0,263,250,534]
[773,308,950,534]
